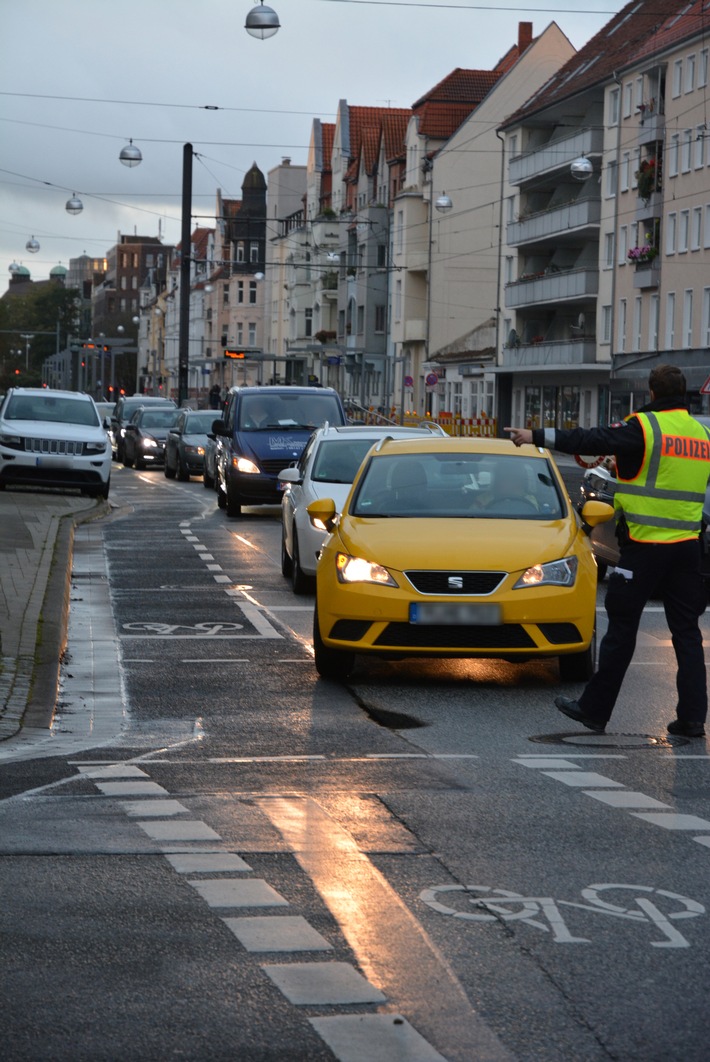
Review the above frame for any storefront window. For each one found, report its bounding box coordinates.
[525,386,541,429]
[559,385,580,429]
[543,386,556,428]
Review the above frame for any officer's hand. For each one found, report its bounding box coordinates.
[505,427,533,447]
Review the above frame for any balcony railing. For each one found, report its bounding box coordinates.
[500,338,598,368]
[504,267,599,309]
[508,198,601,246]
[509,127,603,185]
[635,191,663,224]
[632,260,661,290]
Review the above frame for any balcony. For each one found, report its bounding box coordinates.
[635,191,663,224]
[509,127,603,185]
[632,260,661,289]
[505,267,599,309]
[638,112,665,147]
[405,250,429,273]
[508,198,601,247]
[404,318,427,342]
[500,338,598,368]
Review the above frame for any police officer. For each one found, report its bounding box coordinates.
[506,364,709,737]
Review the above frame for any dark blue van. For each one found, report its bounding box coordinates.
[214,385,347,517]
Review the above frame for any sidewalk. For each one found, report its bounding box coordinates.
[0,489,107,741]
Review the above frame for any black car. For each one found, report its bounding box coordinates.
[122,406,180,469]
[579,414,710,585]
[164,409,215,480]
[112,395,176,462]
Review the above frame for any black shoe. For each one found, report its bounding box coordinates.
[554,696,607,733]
[667,719,706,738]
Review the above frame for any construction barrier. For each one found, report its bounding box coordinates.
[350,408,498,437]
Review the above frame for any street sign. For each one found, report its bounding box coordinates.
[404,375,414,388]
[700,374,710,395]
[425,372,439,387]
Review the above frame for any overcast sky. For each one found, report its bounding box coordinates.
[1,0,622,294]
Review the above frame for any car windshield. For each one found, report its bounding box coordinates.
[140,410,179,428]
[311,439,376,483]
[183,412,215,433]
[238,393,343,431]
[351,452,564,519]
[4,395,99,427]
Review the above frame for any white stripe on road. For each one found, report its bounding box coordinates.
[165,852,252,873]
[262,962,385,1005]
[630,812,710,830]
[189,878,288,908]
[310,1015,448,1062]
[224,915,333,953]
[541,771,624,788]
[582,790,671,809]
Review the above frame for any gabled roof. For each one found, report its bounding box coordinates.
[412,68,502,139]
[503,0,705,127]
[321,123,335,172]
[380,110,410,163]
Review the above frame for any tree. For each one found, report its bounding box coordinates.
[0,284,81,389]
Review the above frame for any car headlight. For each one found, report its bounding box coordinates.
[514,555,578,589]
[141,436,159,449]
[0,434,24,450]
[335,551,397,586]
[184,445,204,455]
[85,440,108,454]
[233,456,260,474]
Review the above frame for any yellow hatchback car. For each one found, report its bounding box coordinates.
[308,436,613,681]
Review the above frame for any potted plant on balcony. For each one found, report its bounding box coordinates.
[635,157,658,202]
[627,241,659,266]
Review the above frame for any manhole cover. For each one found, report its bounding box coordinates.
[529,731,689,749]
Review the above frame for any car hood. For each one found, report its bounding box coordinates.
[1,418,103,441]
[337,514,579,573]
[141,427,173,441]
[307,481,352,512]
[239,430,309,466]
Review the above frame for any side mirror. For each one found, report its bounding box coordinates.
[212,419,227,436]
[102,417,111,429]
[580,500,615,532]
[279,466,302,486]
[207,432,215,441]
[307,497,337,533]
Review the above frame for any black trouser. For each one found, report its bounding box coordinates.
[578,538,707,726]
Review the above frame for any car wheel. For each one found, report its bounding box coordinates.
[123,449,134,469]
[281,525,293,577]
[164,458,176,479]
[177,455,190,481]
[217,485,227,510]
[99,478,110,500]
[203,467,214,489]
[596,560,608,581]
[226,480,242,517]
[313,605,354,680]
[134,454,144,470]
[292,533,314,595]
[559,628,596,683]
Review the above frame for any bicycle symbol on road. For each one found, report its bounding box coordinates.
[122,621,244,637]
[420,883,705,949]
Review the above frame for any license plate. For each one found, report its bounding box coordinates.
[35,456,72,469]
[409,602,502,625]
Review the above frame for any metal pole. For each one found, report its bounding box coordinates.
[178,143,193,407]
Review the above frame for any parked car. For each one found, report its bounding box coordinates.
[307,436,613,681]
[213,385,347,517]
[122,406,180,469]
[164,409,216,480]
[280,423,446,594]
[112,395,176,462]
[579,414,710,584]
[0,387,111,498]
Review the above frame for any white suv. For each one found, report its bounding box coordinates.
[0,388,111,498]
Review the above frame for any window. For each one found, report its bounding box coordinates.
[131,276,138,290]
[250,242,259,264]
[705,205,710,247]
[236,241,245,263]
[621,152,630,192]
[703,288,710,346]
[249,281,257,305]
[356,305,364,335]
[691,207,703,250]
[248,323,256,346]
[618,225,628,264]
[695,127,705,169]
[377,244,386,268]
[121,252,128,268]
[237,281,244,304]
[700,48,709,89]
[304,308,313,338]
[601,305,612,344]
[604,231,615,268]
[633,297,643,352]
[682,290,693,347]
[606,159,617,197]
[666,212,677,254]
[682,129,693,172]
[609,86,620,125]
[395,210,404,254]
[617,298,627,352]
[505,256,514,284]
[338,309,345,337]
[623,82,633,117]
[635,76,644,109]
[237,323,243,344]
[223,284,229,306]
[146,254,154,267]
[132,253,139,268]
[119,298,126,312]
[394,278,402,321]
[679,210,690,253]
[508,134,518,157]
[685,54,696,93]
[649,295,660,349]
[374,305,386,333]
[665,292,676,348]
[668,133,680,177]
[672,59,683,97]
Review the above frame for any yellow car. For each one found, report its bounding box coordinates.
[307,437,613,681]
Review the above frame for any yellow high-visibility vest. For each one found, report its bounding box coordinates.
[615,410,710,543]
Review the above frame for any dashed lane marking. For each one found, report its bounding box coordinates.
[120,799,190,817]
[540,771,624,788]
[165,852,252,874]
[136,819,221,842]
[189,878,289,908]
[262,962,386,1006]
[224,915,333,953]
[310,1015,448,1062]
[94,781,169,797]
[582,791,671,810]
[630,812,710,831]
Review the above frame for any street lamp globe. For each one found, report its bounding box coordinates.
[435,192,453,213]
[132,315,140,325]
[119,139,143,167]
[8,261,21,274]
[117,325,125,334]
[245,1,280,39]
[571,156,593,182]
[25,236,40,253]
[66,194,84,215]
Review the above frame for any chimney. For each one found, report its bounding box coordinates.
[282,156,291,166]
[518,21,533,54]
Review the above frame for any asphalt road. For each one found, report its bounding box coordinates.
[2,462,709,1062]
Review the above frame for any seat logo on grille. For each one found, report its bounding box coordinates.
[448,576,464,590]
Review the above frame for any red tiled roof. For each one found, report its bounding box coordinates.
[381,110,411,162]
[412,69,501,139]
[221,198,242,220]
[503,0,705,127]
[321,123,335,172]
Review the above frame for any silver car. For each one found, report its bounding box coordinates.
[279,423,446,594]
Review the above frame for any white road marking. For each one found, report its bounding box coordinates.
[120,799,190,817]
[310,1015,447,1062]
[210,755,326,763]
[541,771,624,788]
[165,852,252,874]
[237,602,283,638]
[137,820,221,842]
[180,658,250,664]
[77,764,150,779]
[517,754,627,759]
[582,791,671,809]
[261,962,386,1006]
[268,606,315,612]
[515,758,582,770]
[188,878,288,908]
[223,915,333,953]
[630,812,710,830]
[185,536,199,542]
[694,837,710,849]
[214,575,232,583]
[198,553,215,560]
[95,780,169,796]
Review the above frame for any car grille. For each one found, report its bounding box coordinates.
[24,437,86,456]
[404,570,506,595]
[537,623,583,645]
[373,623,535,649]
[261,458,295,475]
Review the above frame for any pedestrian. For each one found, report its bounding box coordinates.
[208,383,221,410]
[506,364,709,737]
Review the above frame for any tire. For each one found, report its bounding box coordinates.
[123,449,134,469]
[226,480,242,518]
[281,525,293,577]
[99,478,110,500]
[134,454,144,470]
[164,459,176,479]
[292,533,314,595]
[177,454,190,481]
[313,605,355,680]
[217,485,227,510]
[203,467,214,489]
[559,628,596,683]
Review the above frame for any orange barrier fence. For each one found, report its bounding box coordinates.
[350,408,498,437]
